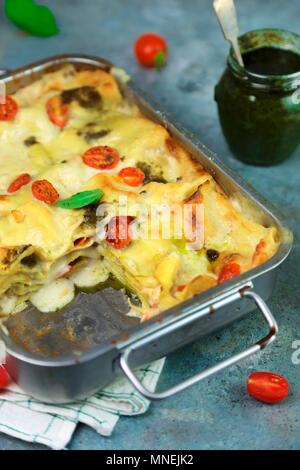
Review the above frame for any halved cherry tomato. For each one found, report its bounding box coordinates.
[134,33,168,68]
[7,173,31,193]
[247,372,289,404]
[74,236,91,248]
[0,366,10,389]
[46,95,68,127]
[32,179,59,204]
[105,216,134,249]
[57,265,74,279]
[218,262,241,284]
[0,96,18,121]
[176,284,186,292]
[82,145,120,170]
[118,167,145,186]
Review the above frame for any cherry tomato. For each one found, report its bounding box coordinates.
[7,173,31,193]
[118,167,145,186]
[82,145,120,170]
[46,95,68,127]
[57,265,74,279]
[74,236,91,248]
[0,96,18,121]
[32,179,59,204]
[176,284,186,292]
[0,366,10,389]
[134,33,168,68]
[218,262,241,284]
[247,372,289,404]
[105,216,134,249]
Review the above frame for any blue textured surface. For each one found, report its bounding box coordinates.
[0,0,299,450]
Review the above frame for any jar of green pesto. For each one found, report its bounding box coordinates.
[215,29,300,166]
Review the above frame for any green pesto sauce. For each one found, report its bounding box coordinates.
[243,47,300,75]
[215,43,300,165]
[76,275,142,307]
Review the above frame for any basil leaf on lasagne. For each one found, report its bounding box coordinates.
[56,189,103,209]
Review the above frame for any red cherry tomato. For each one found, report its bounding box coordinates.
[74,236,91,247]
[218,262,241,284]
[105,216,134,249]
[247,372,289,404]
[176,284,186,292]
[82,145,120,170]
[46,95,68,127]
[0,96,18,121]
[134,33,168,68]
[118,167,145,186]
[57,265,74,279]
[32,179,59,204]
[7,173,31,193]
[0,366,10,389]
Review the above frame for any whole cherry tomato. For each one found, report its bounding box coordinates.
[118,167,145,186]
[32,179,59,204]
[46,95,68,127]
[134,33,168,68]
[0,366,10,389]
[82,145,120,170]
[7,173,31,193]
[247,372,289,404]
[0,96,18,121]
[218,262,241,284]
[105,216,134,249]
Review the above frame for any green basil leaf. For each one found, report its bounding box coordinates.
[56,189,103,209]
[5,0,59,37]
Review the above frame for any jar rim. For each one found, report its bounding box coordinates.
[228,28,300,91]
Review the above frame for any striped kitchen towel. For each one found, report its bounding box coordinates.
[0,357,165,450]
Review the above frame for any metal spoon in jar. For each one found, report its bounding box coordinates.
[213,0,244,67]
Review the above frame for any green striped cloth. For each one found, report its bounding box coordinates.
[0,358,165,449]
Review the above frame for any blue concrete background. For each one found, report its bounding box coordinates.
[0,0,299,450]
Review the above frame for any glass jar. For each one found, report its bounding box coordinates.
[215,29,300,166]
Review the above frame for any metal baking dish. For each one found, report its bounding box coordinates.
[0,55,293,403]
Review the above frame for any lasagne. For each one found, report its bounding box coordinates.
[0,65,279,320]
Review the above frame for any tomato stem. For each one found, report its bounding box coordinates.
[154,51,166,71]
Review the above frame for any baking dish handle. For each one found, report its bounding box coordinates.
[119,287,278,400]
